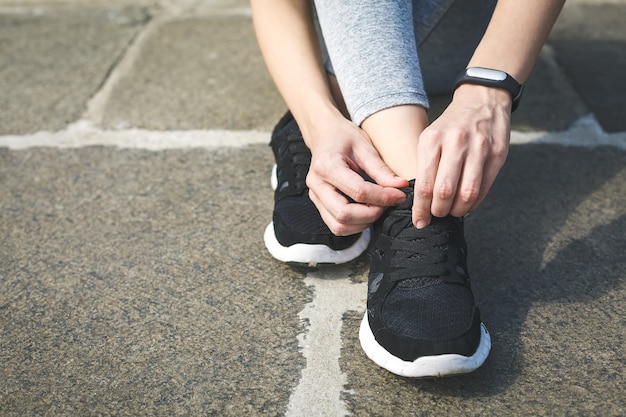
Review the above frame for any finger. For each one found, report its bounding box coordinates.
[449,135,489,217]
[468,148,508,212]
[308,186,381,236]
[310,182,383,225]
[431,146,465,218]
[449,160,483,218]
[311,159,405,207]
[412,132,441,228]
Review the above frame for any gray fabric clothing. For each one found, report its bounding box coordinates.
[314,0,496,125]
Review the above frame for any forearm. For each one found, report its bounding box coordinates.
[468,0,565,82]
[413,0,565,225]
[250,0,342,145]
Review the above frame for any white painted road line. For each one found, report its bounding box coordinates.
[1,115,624,151]
[0,121,268,150]
[286,265,367,417]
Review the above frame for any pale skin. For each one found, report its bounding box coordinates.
[251,0,565,235]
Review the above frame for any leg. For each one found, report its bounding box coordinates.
[314,0,493,378]
[318,0,496,179]
[315,0,452,178]
[314,0,433,127]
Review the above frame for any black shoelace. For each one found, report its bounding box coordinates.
[382,207,451,283]
[276,133,311,194]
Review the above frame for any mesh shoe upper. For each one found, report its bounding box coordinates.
[366,181,482,361]
[269,112,361,250]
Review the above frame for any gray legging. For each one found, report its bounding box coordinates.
[314,0,497,125]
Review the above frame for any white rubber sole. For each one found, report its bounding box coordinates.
[359,312,491,378]
[264,222,370,266]
[270,164,279,190]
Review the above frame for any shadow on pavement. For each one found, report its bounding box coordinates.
[341,144,626,415]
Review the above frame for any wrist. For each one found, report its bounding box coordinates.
[296,103,347,150]
[453,83,513,112]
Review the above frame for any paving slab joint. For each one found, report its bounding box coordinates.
[79,2,252,129]
[80,11,166,126]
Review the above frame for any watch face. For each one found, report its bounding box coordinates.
[466,67,507,81]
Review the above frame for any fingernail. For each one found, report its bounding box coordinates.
[415,220,428,229]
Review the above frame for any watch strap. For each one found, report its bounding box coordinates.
[454,67,524,112]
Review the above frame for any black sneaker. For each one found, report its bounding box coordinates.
[359,181,490,377]
[263,112,370,266]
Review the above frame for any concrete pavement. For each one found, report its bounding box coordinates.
[1,1,625,416]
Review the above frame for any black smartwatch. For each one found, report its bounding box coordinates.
[454,67,524,112]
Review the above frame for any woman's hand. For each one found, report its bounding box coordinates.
[303,115,408,236]
[412,84,512,228]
